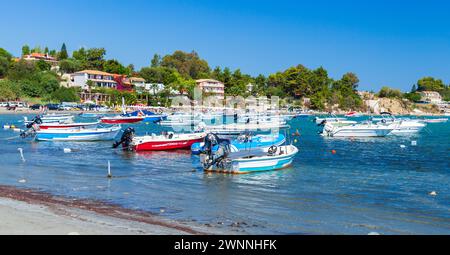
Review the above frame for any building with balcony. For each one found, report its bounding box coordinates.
[70,70,117,90]
[195,79,225,98]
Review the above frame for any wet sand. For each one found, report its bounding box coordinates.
[0,185,225,235]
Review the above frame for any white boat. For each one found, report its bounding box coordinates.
[314,115,357,126]
[35,126,121,141]
[200,135,298,174]
[321,122,393,137]
[375,113,426,135]
[419,118,448,123]
[24,114,74,124]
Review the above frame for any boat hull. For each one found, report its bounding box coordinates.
[39,122,99,130]
[330,128,392,137]
[36,127,121,141]
[134,138,204,151]
[101,117,144,124]
[205,145,298,174]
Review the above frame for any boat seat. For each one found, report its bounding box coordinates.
[228,149,268,160]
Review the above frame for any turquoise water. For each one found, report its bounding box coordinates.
[0,113,449,234]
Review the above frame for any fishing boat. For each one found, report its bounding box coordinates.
[125,109,167,123]
[38,121,100,130]
[320,121,393,137]
[199,133,298,174]
[191,133,286,155]
[35,126,121,141]
[100,115,144,124]
[113,128,206,151]
[24,114,74,124]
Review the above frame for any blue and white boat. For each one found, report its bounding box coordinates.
[191,134,286,155]
[35,126,121,141]
[124,110,167,123]
[199,133,298,174]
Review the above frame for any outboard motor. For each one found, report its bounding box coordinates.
[199,133,231,170]
[112,127,135,150]
[21,115,42,138]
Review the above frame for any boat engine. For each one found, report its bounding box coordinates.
[112,127,135,150]
[20,116,42,138]
[199,133,231,170]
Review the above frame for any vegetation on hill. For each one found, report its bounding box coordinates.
[0,43,449,109]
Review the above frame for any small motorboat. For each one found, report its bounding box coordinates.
[38,121,100,130]
[100,115,144,124]
[191,133,286,155]
[124,109,167,123]
[35,126,121,141]
[314,115,357,126]
[113,128,206,151]
[320,121,393,137]
[375,112,426,135]
[24,114,74,124]
[199,133,298,174]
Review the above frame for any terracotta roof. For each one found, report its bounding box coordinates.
[75,70,114,76]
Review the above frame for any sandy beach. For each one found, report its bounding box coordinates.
[0,185,225,235]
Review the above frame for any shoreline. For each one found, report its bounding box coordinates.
[0,185,229,235]
[0,108,447,116]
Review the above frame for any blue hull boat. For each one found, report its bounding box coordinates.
[125,110,167,123]
[191,134,285,155]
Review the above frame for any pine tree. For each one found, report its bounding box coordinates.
[59,43,68,60]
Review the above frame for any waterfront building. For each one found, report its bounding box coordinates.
[70,70,117,90]
[195,79,225,98]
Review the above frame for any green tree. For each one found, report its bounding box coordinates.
[103,59,131,75]
[417,77,445,92]
[161,50,210,79]
[0,47,11,78]
[22,45,30,56]
[8,60,37,80]
[36,60,52,71]
[51,87,80,102]
[0,80,21,101]
[44,47,49,54]
[59,59,82,73]
[378,86,403,98]
[59,43,68,60]
[151,54,161,67]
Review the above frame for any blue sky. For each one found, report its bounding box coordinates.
[1,0,449,91]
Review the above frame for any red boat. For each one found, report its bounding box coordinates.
[345,111,361,117]
[39,122,100,130]
[131,132,206,151]
[100,116,144,124]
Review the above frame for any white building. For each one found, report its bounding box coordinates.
[420,91,442,104]
[70,70,117,90]
[129,77,146,89]
[196,79,225,98]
